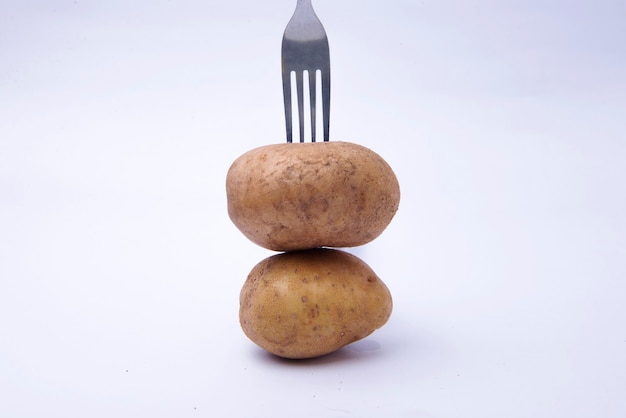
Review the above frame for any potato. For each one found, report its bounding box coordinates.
[226,141,400,251]
[239,248,392,359]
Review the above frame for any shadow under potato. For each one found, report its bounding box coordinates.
[253,338,383,366]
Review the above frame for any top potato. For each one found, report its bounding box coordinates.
[226,141,400,251]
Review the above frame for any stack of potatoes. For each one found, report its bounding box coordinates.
[226,141,400,359]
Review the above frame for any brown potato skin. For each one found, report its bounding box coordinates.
[239,248,392,359]
[226,141,400,251]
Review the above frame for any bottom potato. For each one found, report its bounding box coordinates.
[239,248,392,359]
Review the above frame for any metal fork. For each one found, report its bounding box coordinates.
[281,0,330,143]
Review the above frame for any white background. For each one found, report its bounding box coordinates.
[1,1,625,417]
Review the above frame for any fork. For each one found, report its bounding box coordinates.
[281,0,331,143]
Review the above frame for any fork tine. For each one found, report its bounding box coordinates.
[295,70,305,142]
[309,70,317,142]
[282,70,293,143]
[321,68,330,142]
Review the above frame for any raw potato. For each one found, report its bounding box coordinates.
[239,248,392,359]
[226,141,400,251]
